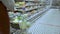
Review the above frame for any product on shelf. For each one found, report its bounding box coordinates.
[26,6,30,9]
[20,21,31,30]
[15,2,25,8]
[12,16,22,23]
[31,10,36,14]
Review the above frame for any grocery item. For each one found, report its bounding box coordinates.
[31,10,36,14]
[20,21,31,30]
[15,2,25,8]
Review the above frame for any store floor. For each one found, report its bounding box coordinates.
[27,9,60,34]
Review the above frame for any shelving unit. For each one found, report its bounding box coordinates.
[9,0,52,34]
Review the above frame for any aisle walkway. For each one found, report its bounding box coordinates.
[28,9,60,34]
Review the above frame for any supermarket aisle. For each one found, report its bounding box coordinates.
[27,9,60,34]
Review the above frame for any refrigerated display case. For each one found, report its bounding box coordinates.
[9,0,53,34]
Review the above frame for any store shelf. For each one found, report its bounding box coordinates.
[10,0,53,34]
[15,6,43,12]
[27,6,51,22]
[25,3,45,7]
[25,6,42,11]
[25,0,40,2]
[25,4,38,6]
